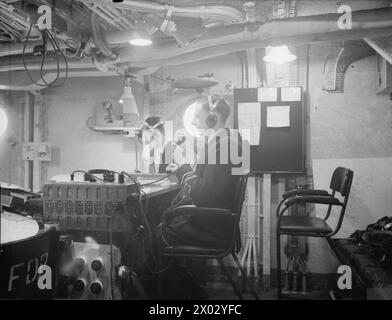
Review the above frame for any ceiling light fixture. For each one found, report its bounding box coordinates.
[129,20,152,47]
[129,37,152,47]
[263,45,297,65]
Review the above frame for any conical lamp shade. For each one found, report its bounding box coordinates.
[119,86,139,116]
[122,97,139,116]
[119,86,134,103]
[263,45,296,65]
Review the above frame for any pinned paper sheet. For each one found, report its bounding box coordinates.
[238,102,261,145]
[281,87,301,101]
[258,87,277,102]
[267,106,290,128]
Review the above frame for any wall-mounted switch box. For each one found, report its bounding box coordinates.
[22,142,51,161]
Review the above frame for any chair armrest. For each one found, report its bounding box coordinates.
[163,205,235,225]
[282,189,329,199]
[285,195,342,207]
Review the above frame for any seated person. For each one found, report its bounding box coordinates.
[156,95,246,248]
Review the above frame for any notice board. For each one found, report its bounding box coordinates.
[234,87,305,173]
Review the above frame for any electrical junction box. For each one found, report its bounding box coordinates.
[92,101,140,136]
[64,241,122,300]
[22,142,51,161]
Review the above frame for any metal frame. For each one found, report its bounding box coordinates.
[276,168,353,299]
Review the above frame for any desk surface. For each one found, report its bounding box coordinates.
[140,183,178,198]
[1,211,40,244]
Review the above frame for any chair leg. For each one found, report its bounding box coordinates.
[276,229,282,300]
[157,253,163,299]
[232,253,260,300]
[217,258,244,300]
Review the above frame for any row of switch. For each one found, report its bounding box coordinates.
[71,257,104,295]
[73,278,103,294]
[73,257,103,273]
[70,256,131,297]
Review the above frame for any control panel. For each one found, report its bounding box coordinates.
[43,182,139,232]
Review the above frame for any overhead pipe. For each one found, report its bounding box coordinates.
[7,24,389,75]
[364,36,392,65]
[0,69,118,91]
[0,54,92,73]
[0,41,69,57]
[3,6,392,76]
[0,65,158,91]
[105,6,135,30]
[122,26,392,69]
[78,0,244,23]
[88,5,125,31]
[112,7,392,67]
[0,51,157,77]
[36,0,90,28]
[91,12,116,58]
[105,6,392,48]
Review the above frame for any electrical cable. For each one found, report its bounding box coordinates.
[139,188,149,213]
[45,29,69,87]
[120,171,141,194]
[141,239,174,275]
[41,30,60,85]
[70,170,106,182]
[286,256,294,272]
[63,39,78,50]
[110,209,115,300]
[140,172,175,186]
[117,172,172,274]
[63,34,92,60]
[125,189,174,275]
[22,23,69,88]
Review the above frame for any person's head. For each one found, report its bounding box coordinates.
[191,95,231,130]
[138,116,164,145]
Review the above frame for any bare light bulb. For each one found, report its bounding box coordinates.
[129,38,152,46]
[263,45,297,65]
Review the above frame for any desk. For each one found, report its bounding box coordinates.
[140,183,179,230]
[140,183,179,199]
[46,182,179,243]
[0,211,40,244]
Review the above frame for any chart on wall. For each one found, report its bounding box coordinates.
[234,87,305,173]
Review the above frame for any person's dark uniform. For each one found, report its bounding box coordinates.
[157,128,244,248]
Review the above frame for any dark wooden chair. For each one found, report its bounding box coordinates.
[276,167,354,299]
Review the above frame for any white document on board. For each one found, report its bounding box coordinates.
[238,102,261,145]
[258,87,278,102]
[267,106,290,128]
[281,87,301,101]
